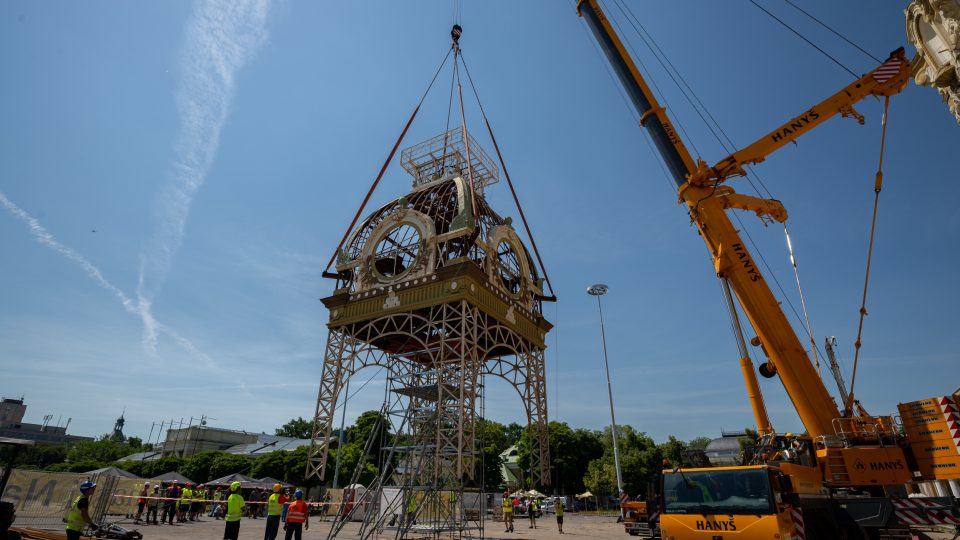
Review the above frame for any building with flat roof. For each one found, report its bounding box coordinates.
[162,425,257,457]
[159,425,321,459]
[0,397,92,445]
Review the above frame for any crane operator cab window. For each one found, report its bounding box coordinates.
[662,468,774,515]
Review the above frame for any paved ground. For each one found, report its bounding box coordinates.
[19,514,959,539]
[98,513,625,540]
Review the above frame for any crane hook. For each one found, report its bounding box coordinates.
[451,24,462,50]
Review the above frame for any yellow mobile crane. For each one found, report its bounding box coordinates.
[577,1,960,538]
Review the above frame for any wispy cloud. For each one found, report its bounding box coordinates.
[137,0,271,351]
[0,191,216,368]
[1,192,136,313]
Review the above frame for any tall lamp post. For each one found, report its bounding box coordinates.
[587,284,625,514]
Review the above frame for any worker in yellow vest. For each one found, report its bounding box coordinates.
[190,484,205,521]
[263,483,284,540]
[224,481,245,540]
[65,481,98,540]
[179,483,192,522]
[554,496,565,534]
[501,491,514,533]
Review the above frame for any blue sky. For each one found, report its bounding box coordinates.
[2,1,958,447]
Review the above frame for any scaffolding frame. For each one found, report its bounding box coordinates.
[400,127,499,194]
[306,300,550,487]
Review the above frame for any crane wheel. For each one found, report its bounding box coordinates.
[758,362,777,378]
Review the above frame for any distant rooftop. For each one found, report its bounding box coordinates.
[116,450,162,462]
[224,433,313,455]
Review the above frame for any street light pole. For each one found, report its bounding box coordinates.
[587,284,624,514]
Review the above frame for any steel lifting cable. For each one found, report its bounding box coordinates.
[846,95,892,413]
[459,52,557,299]
[575,0,676,198]
[617,0,869,372]
[781,0,882,64]
[322,48,454,276]
[749,0,859,79]
[783,225,821,375]
[452,37,481,222]
[440,42,458,177]
[553,301,560,421]
[607,0,704,161]
[614,0,825,359]
[614,0,772,198]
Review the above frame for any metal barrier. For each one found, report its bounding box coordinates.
[2,470,119,530]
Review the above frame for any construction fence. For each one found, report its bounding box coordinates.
[1,469,143,529]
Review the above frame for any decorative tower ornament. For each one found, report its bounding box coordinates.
[112,410,126,442]
[906,0,960,124]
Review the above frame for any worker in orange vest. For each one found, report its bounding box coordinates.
[283,490,309,540]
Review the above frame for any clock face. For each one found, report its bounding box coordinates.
[495,241,523,295]
[373,223,421,280]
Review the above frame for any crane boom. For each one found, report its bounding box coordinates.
[824,336,851,407]
[576,1,695,187]
[576,0,910,440]
[699,49,909,186]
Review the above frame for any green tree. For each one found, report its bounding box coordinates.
[180,451,227,483]
[208,454,252,479]
[504,422,524,446]
[117,460,148,478]
[332,444,369,486]
[687,436,712,451]
[544,422,604,495]
[474,419,509,490]
[45,460,108,473]
[283,445,324,487]
[348,410,388,451]
[738,428,760,464]
[616,427,663,497]
[658,435,688,468]
[515,422,605,492]
[141,457,186,478]
[251,450,288,481]
[0,443,68,469]
[583,459,615,497]
[343,410,390,482]
[578,425,662,498]
[275,417,312,439]
[66,438,138,463]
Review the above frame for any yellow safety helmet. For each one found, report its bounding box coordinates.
[273,483,282,493]
[230,481,241,492]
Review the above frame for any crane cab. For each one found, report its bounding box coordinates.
[659,465,800,539]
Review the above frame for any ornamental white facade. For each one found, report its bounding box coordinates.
[906,0,960,124]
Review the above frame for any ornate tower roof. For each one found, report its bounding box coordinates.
[331,128,546,319]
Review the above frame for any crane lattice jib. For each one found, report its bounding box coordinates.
[577,0,910,440]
